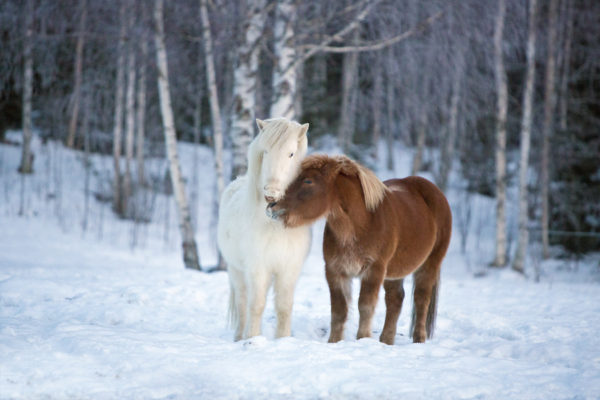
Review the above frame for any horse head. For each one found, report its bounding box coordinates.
[267,155,388,227]
[251,118,309,203]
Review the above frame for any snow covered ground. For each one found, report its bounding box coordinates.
[1,134,599,399]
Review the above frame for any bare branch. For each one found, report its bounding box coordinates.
[301,11,443,54]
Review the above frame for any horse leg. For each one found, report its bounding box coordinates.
[228,267,247,341]
[379,278,405,345]
[273,266,301,338]
[356,266,385,340]
[326,266,352,343]
[411,256,442,343]
[244,268,271,339]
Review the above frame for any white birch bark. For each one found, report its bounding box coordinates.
[18,0,34,174]
[269,0,297,119]
[513,0,539,273]
[229,0,267,179]
[493,0,508,267]
[136,34,148,187]
[199,0,224,199]
[66,0,87,149]
[154,0,201,270]
[338,28,360,153]
[123,8,136,214]
[541,0,559,259]
[112,2,127,213]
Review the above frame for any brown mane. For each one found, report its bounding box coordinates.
[301,154,389,212]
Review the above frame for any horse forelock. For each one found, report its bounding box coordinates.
[258,118,304,151]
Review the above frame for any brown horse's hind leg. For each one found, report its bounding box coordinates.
[410,256,442,343]
[379,278,405,345]
[326,267,352,343]
[357,266,385,340]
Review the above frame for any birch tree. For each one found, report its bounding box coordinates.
[136,34,148,187]
[112,2,127,214]
[66,0,87,149]
[541,0,559,259]
[199,0,226,270]
[229,0,267,179]
[337,28,360,153]
[123,0,137,215]
[493,0,508,267]
[199,0,224,199]
[154,0,201,270]
[18,0,34,174]
[269,0,297,119]
[513,0,539,273]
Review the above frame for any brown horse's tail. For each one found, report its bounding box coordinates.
[410,274,440,340]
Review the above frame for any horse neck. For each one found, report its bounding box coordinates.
[326,174,372,244]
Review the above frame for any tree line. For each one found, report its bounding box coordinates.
[1,0,598,271]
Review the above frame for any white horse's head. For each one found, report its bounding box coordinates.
[248,117,309,203]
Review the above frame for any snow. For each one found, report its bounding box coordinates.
[1,132,600,399]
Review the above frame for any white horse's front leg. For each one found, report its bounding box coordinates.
[273,266,301,338]
[228,268,247,341]
[244,268,271,339]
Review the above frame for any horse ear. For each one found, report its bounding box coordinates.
[298,123,309,139]
[256,119,266,131]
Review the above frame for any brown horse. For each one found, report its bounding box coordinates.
[266,154,452,344]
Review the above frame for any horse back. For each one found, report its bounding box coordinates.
[382,177,452,276]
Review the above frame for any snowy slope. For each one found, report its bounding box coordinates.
[1,135,599,399]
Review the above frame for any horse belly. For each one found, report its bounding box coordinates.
[386,211,437,279]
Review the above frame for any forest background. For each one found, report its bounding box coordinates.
[1,0,599,271]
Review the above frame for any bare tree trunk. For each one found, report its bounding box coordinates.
[18,0,34,175]
[513,0,539,273]
[411,109,427,175]
[229,0,267,179]
[199,0,224,198]
[154,0,201,271]
[338,28,360,153]
[199,0,226,270]
[123,4,136,216]
[559,0,572,132]
[371,52,383,160]
[493,0,508,267]
[385,79,395,171]
[438,56,463,193]
[385,53,395,171]
[66,0,87,149]
[541,0,559,259]
[136,34,148,187]
[269,0,297,119]
[112,3,127,214]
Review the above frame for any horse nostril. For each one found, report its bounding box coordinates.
[268,201,277,209]
[265,196,275,203]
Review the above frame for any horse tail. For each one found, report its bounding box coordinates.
[410,272,440,340]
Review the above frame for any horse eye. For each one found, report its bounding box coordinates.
[303,179,313,184]
[289,152,294,158]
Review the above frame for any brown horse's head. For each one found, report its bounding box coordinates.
[266,154,388,228]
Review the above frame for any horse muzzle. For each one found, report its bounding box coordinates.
[266,202,285,221]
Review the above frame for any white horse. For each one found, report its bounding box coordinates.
[218,117,311,341]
